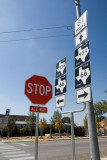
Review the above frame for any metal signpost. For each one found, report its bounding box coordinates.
[4,109,10,127]
[25,75,52,160]
[55,57,67,108]
[55,57,87,160]
[74,0,100,160]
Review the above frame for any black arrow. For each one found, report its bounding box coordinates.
[79,34,83,42]
[57,99,64,104]
[78,91,88,99]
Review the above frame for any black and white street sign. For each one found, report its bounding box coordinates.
[56,94,65,108]
[76,86,91,104]
[74,10,88,36]
[4,109,10,127]
[75,41,90,68]
[55,75,66,96]
[75,28,88,47]
[56,57,66,78]
[6,109,10,116]
[75,62,91,89]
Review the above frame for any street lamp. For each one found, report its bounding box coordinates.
[104,90,107,93]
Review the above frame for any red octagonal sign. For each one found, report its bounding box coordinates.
[25,75,53,105]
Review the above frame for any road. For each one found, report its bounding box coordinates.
[0,138,107,160]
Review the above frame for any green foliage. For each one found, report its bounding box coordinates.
[84,115,88,130]
[20,127,26,136]
[55,117,62,131]
[5,116,15,138]
[94,100,107,121]
[0,118,5,137]
[39,117,47,131]
[55,117,62,137]
[95,117,101,129]
[50,110,62,125]
[62,117,70,123]
[74,126,85,137]
[26,112,36,138]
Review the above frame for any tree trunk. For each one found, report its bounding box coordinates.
[40,129,43,139]
[67,128,69,137]
[59,130,61,138]
[50,128,52,139]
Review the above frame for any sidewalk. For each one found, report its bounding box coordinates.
[0,136,107,143]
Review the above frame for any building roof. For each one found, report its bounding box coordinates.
[0,114,28,121]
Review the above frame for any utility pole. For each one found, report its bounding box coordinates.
[74,0,100,159]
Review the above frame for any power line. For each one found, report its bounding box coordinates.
[0,25,73,35]
[0,34,73,43]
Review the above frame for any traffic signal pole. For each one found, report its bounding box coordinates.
[74,0,100,159]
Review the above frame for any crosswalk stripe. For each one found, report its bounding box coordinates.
[4,153,31,158]
[2,151,25,155]
[0,146,15,149]
[0,149,20,152]
[10,157,34,160]
[14,143,28,146]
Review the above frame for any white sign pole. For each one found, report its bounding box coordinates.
[74,1,100,160]
[35,111,39,160]
[71,112,76,160]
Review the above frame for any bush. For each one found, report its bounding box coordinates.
[74,126,85,137]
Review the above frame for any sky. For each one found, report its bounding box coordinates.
[0,0,107,125]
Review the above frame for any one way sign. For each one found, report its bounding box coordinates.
[56,94,65,108]
[76,86,91,104]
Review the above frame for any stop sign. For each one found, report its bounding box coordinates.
[25,75,53,105]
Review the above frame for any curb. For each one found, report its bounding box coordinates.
[1,136,107,143]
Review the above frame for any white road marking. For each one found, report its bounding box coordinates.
[0,149,20,152]
[4,153,31,158]
[0,146,15,149]
[0,143,34,160]
[14,143,28,146]
[2,151,25,155]
[10,157,34,160]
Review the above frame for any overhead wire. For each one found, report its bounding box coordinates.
[0,25,73,35]
[0,25,73,43]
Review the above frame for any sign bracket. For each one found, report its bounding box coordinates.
[60,103,86,160]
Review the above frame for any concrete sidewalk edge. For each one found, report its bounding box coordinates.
[1,136,107,143]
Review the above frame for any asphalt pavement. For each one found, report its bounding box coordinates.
[0,138,107,160]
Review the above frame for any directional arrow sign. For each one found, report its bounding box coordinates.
[75,28,88,47]
[56,94,65,108]
[76,86,91,104]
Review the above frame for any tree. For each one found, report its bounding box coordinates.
[50,110,62,125]
[26,112,36,139]
[84,115,88,130]
[94,100,107,121]
[20,127,26,136]
[0,118,5,138]
[55,117,62,137]
[5,116,15,139]
[84,115,101,131]
[62,117,70,123]
[39,117,47,139]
